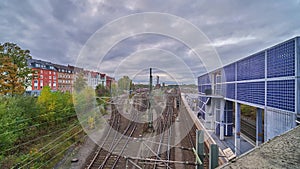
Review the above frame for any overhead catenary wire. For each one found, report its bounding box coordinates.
[0,113,78,137]
[18,128,84,168]
[13,117,88,168]
[1,121,78,153]
[1,107,74,128]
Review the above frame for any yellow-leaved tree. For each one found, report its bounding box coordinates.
[0,42,33,96]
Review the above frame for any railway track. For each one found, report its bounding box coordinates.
[86,103,140,169]
[85,89,203,169]
[153,106,173,169]
[137,89,178,169]
[241,117,257,143]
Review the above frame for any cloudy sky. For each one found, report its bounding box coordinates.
[1,0,300,84]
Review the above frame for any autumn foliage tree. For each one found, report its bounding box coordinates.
[0,42,32,96]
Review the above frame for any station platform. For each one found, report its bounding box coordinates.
[182,93,254,156]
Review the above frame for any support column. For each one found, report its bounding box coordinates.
[235,102,241,156]
[264,107,268,142]
[211,99,215,130]
[209,144,219,169]
[256,108,263,146]
[220,99,225,140]
[196,130,204,169]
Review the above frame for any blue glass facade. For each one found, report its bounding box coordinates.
[215,101,233,136]
[226,83,235,99]
[198,74,210,85]
[237,52,265,81]
[237,82,265,106]
[224,63,235,82]
[267,80,295,112]
[197,36,299,142]
[198,37,298,112]
[267,39,295,78]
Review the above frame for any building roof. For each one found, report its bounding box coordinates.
[219,126,300,169]
[106,76,115,80]
[67,64,84,73]
[100,73,105,78]
[27,58,56,71]
[53,63,72,71]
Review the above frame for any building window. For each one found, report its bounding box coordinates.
[34,86,38,89]
[49,71,51,75]
[41,70,43,73]
[40,75,43,79]
[49,76,52,79]
[53,82,56,87]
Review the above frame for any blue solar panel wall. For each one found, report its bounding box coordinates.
[202,84,212,93]
[267,39,295,78]
[296,37,300,115]
[196,36,299,141]
[198,73,212,120]
[226,83,235,99]
[198,74,210,85]
[237,52,265,81]
[224,63,235,82]
[198,96,208,119]
[237,82,265,106]
[215,101,233,136]
[267,80,295,112]
[224,101,233,136]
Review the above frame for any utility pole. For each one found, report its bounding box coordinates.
[148,68,153,130]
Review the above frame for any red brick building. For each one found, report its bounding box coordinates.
[26,59,115,95]
[27,59,58,95]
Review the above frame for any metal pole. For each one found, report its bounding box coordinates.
[196,130,204,169]
[148,68,153,129]
[235,102,241,156]
[209,144,219,169]
[256,108,263,146]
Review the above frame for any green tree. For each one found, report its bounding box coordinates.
[0,42,33,96]
[110,83,117,96]
[95,84,110,97]
[95,84,110,108]
[117,76,132,93]
[37,86,75,123]
[73,72,87,92]
[0,96,29,153]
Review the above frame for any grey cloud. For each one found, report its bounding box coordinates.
[1,0,300,84]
